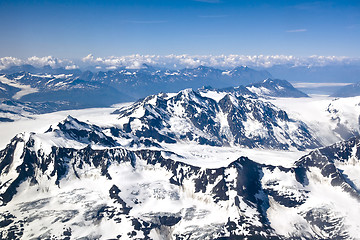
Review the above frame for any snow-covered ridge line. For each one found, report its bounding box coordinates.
[113,88,319,150]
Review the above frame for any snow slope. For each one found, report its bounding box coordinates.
[269,95,360,145]
[1,117,360,239]
[1,89,360,239]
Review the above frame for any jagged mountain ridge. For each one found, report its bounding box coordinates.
[246,78,309,98]
[0,132,281,239]
[0,116,360,239]
[0,65,272,102]
[295,136,360,200]
[1,79,358,239]
[0,67,308,122]
[113,88,319,150]
[81,65,272,98]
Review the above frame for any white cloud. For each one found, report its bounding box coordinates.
[82,54,94,63]
[0,57,22,70]
[1,54,359,71]
[0,56,74,70]
[106,66,117,70]
[81,54,360,69]
[65,65,79,70]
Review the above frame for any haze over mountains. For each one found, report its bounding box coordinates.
[2,54,360,83]
[0,64,297,122]
[2,58,360,124]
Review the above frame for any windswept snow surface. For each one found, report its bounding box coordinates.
[2,95,360,165]
[269,95,360,145]
[163,143,305,168]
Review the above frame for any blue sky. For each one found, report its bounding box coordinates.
[0,0,359,58]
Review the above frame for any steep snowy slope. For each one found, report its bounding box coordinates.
[0,116,359,239]
[2,87,360,239]
[113,89,320,150]
[270,96,360,145]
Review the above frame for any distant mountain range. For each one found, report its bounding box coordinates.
[246,78,309,98]
[0,64,271,99]
[264,64,360,83]
[332,82,360,97]
[0,65,310,122]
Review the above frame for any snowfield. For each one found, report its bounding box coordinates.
[269,95,360,145]
[0,103,132,149]
[2,92,360,239]
[2,94,358,158]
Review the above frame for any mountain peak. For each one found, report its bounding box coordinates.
[247,78,309,98]
[114,88,319,150]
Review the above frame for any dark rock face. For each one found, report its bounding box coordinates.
[51,115,118,147]
[295,137,360,200]
[114,89,320,150]
[0,134,283,239]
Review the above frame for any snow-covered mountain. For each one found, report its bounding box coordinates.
[80,65,272,98]
[246,78,309,98]
[0,113,360,239]
[0,72,130,107]
[0,72,132,121]
[0,65,274,120]
[2,83,360,239]
[0,65,272,99]
[113,88,319,150]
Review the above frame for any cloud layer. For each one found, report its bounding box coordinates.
[1,54,359,71]
[0,56,77,70]
[80,54,360,69]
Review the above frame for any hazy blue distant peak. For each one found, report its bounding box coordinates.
[1,54,360,71]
